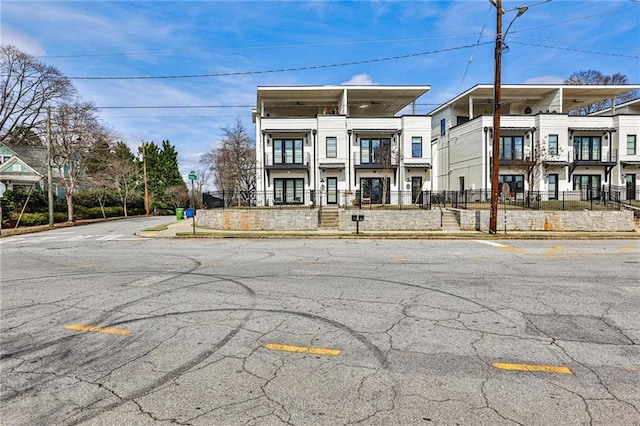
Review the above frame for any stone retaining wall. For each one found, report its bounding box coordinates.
[337,210,441,231]
[196,208,634,232]
[456,209,634,232]
[196,209,318,231]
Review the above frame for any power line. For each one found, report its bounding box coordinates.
[68,42,492,80]
[510,41,640,59]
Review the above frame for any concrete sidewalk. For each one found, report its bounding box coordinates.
[138,218,640,240]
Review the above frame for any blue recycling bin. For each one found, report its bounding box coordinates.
[185,208,194,218]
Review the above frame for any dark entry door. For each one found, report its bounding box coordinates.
[327,177,338,204]
[411,176,423,204]
[627,174,636,200]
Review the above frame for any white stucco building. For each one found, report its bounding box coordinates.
[253,86,432,207]
[430,85,640,201]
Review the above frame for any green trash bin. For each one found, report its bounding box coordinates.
[176,208,184,220]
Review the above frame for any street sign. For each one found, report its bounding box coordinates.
[188,171,197,181]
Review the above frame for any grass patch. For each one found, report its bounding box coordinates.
[142,221,175,232]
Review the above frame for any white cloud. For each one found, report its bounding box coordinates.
[524,76,565,84]
[341,73,376,86]
[0,27,46,56]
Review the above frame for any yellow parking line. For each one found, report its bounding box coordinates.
[544,245,565,256]
[64,324,131,336]
[493,362,572,374]
[266,343,341,356]
[498,246,527,255]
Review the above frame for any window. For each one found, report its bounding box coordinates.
[326,137,337,158]
[360,138,391,164]
[548,134,558,156]
[499,175,524,194]
[412,137,422,158]
[573,175,601,200]
[274,178,304,204]
[499,136,524,161]
[574,136,601,161]
[360,177,390,204]
[628,135,637,156]
[273,139,303,164]
[440,119,446,136]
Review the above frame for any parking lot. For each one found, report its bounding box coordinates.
[1,219,639,425]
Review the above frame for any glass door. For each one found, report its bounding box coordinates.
[411,177,423,205]
[548,174,558,200]
[327,177,337,204]
[626,174,636,201]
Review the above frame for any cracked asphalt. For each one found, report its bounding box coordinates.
[1,217,639,425]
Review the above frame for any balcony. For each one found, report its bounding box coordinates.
[568,150,617,180]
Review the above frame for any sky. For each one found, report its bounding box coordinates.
[2,0,639,187]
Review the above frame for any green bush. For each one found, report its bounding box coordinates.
[10,212,67,226]
[1,189,49,215]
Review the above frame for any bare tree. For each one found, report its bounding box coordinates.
[193,163,212,208]
[565,70,637,115]
[201,119,256,206]
[49,100,107,222]
[164,185,189,210]
[90,141,140,217]
[377,140,395,206]
[1,45,75,144]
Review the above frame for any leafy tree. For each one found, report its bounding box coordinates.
[1,44,75,144]
[140,140,185,204]
[564,70,638,115]
[200,119,256,206]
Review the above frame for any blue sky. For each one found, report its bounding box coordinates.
[2,1,639,186]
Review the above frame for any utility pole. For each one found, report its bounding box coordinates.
[47,106,55,228]
[489,0,503,234]
[142,143,150,215]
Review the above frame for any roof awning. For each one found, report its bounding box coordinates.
[543,160,570,166]
[499,127,536,132]
[262,129,312,134]
[568,127,616,132]
[404,163,432,169]
[351,129,400,134]
[319,162,345,169]
[621,161,640,167]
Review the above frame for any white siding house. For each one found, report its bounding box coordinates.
[253,86,431,207]
[430,85,640,201]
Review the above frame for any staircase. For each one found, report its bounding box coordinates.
[441,208,461,232]
[319,206,339,230]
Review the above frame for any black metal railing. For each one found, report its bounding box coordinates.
[203,188,623,211]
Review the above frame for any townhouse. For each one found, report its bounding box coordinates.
[430,84,640,201]
[253,86,432,207]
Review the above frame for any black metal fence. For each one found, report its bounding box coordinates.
[204,187,628,211]
[437,188,622,211]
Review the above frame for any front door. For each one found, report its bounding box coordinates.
[327,177,338,204]
[573,175,601,200]
[411,176,423,205]
[548,174,558,200]
[626,174,636,201]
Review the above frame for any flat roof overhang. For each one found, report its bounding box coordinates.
[257,85,430,116]
[430,84,640,115]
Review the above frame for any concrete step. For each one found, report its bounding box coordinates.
[441,209,460,231]
[319,208,339,230]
